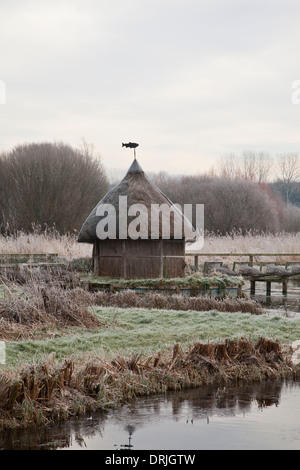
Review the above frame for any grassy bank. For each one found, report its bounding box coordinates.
[4,306,300,367]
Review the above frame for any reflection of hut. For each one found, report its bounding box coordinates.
[78,159,191,279]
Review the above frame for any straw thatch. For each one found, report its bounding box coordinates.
[78,159,190,242]
[78,159,190,278]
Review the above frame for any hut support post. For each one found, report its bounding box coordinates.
[91,244,95,272]
[250,280,255,296]
[282,279,288,296]
[122,240,126,279]
[159,240,164,278]
[194,255,199,270]
[266,281,271,296]
[93,242,99,275]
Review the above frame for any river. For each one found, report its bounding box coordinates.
[0,378,299,450]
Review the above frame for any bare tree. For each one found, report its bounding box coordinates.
[241,151,257,181]
[256,152,273,183]
[0,141,109,234]
[276,153,300,205]
[218,151,272,182]
[153,172,281,234]
[218,153,239,179]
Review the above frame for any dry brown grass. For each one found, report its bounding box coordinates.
[93,289,263,314]
[1,229,299,260]
[0,337,296,430]
[0,228,91,258]
[187,230,300,266]
[188,230,300,255]
[0,268,104,340]
[186,231,300,271]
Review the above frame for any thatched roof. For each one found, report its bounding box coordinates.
[78,159,194,243]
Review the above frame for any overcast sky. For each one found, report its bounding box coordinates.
[1,0,300,176]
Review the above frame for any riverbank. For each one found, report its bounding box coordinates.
[0,267,300,430]
[1,305,300,430]
[0,336,299,430]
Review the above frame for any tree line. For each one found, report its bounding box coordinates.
[0,143,299,236]
[152,151,300,235]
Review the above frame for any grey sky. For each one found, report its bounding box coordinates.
[1,0,300,176]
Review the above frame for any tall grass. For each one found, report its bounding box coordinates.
[0,227,91,258]
[188,230,300,254]
[0,268,104,341]
[0,228,299,259]
[93,289,263,314]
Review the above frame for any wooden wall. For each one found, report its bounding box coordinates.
[93,239,185,279]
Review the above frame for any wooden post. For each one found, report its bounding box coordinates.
[249,255,253,267]
[159,240,164,278]
[250,280,256,295]
[194,255,199,270]
[266,281,271,297]
[122,240,126,279]
[91,243,95,272]
[282,279,288,296]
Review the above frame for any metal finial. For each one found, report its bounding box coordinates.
[122,142,139,160]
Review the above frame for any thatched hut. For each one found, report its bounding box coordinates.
[78,159,192,279]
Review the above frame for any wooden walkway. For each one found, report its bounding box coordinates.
[186,252,300,296]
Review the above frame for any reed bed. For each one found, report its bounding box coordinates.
[0,229,299,260]
[0,269,104,341]
[93,289,263,315]
[0,337,297,430]
[187,230,300,267]
[0,228,91,258]
[188,230,300,255]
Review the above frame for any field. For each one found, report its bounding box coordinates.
[0,230,299,429]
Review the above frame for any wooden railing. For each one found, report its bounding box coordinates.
[185,252,300,270]
[0,253,59,266]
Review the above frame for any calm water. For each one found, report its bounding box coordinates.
[246,279,300,314]
[1,378,299,450]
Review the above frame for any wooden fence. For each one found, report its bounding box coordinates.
[186,252,300,270]
[0,253,59,267]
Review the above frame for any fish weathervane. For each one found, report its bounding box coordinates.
[122,142,139,159]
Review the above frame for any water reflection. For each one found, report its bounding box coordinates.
[1,378,299,450]
[247,279,300,313]
[117,424,135,450]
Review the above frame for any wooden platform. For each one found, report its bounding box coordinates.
[242,274,300,296]
[186,252,300,296]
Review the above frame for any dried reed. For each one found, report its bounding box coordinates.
[0,268,103,340]
[0,337,296,430]
[93,289,263,315]
[0,228,299,260]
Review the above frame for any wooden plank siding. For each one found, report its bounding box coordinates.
[93,239,185,279]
